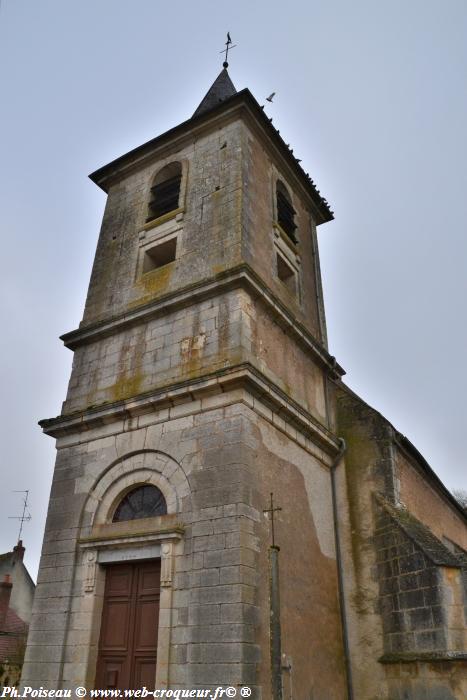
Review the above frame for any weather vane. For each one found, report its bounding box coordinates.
[8,490,31,543]
[219,31,236,68]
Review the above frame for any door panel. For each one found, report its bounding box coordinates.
[133,658,158,688]
[101,659,126,689]
[134,600,160,649]
[138,568,161,595]
[100,600,132,649]
[96,560,160,690]
[107,566,133,595]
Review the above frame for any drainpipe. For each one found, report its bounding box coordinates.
[330,438,354,700]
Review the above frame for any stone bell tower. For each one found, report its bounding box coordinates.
[22,66,348,697]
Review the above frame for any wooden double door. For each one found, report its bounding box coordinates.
[95,560,161,690]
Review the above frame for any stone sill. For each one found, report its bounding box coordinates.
[273,221,298,253]
[142,207,184,231]
[379,651,467,664]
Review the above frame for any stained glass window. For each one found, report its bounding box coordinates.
[112,485,167,522]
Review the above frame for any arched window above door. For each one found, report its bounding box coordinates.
[112,484,167,522]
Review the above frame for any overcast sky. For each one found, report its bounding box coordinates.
[1,0,466,580]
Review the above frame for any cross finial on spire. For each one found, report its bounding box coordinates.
[219,31,236,68]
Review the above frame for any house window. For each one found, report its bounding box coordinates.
[147,162,182,223]
[276,180,297,243]
[113,485,167,522]
[143,237,177,273]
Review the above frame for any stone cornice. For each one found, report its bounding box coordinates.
[61,264,344,379]
[78,528,184,549]
[379,651,467,664]
[39,363,341,457]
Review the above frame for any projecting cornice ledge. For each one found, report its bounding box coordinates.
[60,265,345,380]
[379,651,467,664]
[39,363,341,458]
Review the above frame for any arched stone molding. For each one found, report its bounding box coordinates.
[82,449,190,531]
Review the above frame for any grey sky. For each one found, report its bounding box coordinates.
[1,0,466,580]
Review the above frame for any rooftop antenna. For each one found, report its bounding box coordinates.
[219,31,236,68]
[9,490,31,543]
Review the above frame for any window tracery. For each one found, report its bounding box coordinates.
[112,485,167,522]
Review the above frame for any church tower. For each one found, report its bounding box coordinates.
[22,66,349,697]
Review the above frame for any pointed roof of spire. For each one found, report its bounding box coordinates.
[193,68,237,118]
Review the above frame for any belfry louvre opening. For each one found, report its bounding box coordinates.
[147,166,182,222]
[276,186,297,243]
[143,238,177,273]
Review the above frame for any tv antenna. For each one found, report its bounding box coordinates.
[9,490,32,542]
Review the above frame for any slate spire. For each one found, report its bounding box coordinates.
[193,68,237,118]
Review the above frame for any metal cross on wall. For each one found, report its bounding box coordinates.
[263,492,282,548]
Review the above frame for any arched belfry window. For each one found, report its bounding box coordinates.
[276,180,297,243]
[147,162,182,223]
[112,485,167,522]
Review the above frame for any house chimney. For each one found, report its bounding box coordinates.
[13,540,25,562]
[0,574,13,630]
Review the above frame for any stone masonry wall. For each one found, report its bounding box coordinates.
[82,119,245,326]
[63,290,247,414]
[397,450,467,551]
[375,505,447,655]
[382,659,467,700]
[334,387,390,698]
[80,116,326,350]
[23,399,261,691]
[241,123,325,344]
[62,287,328,426]
[22,393,346,697]
[336,384,467,699]
[248,412,346,699]
[26,94,345,696]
